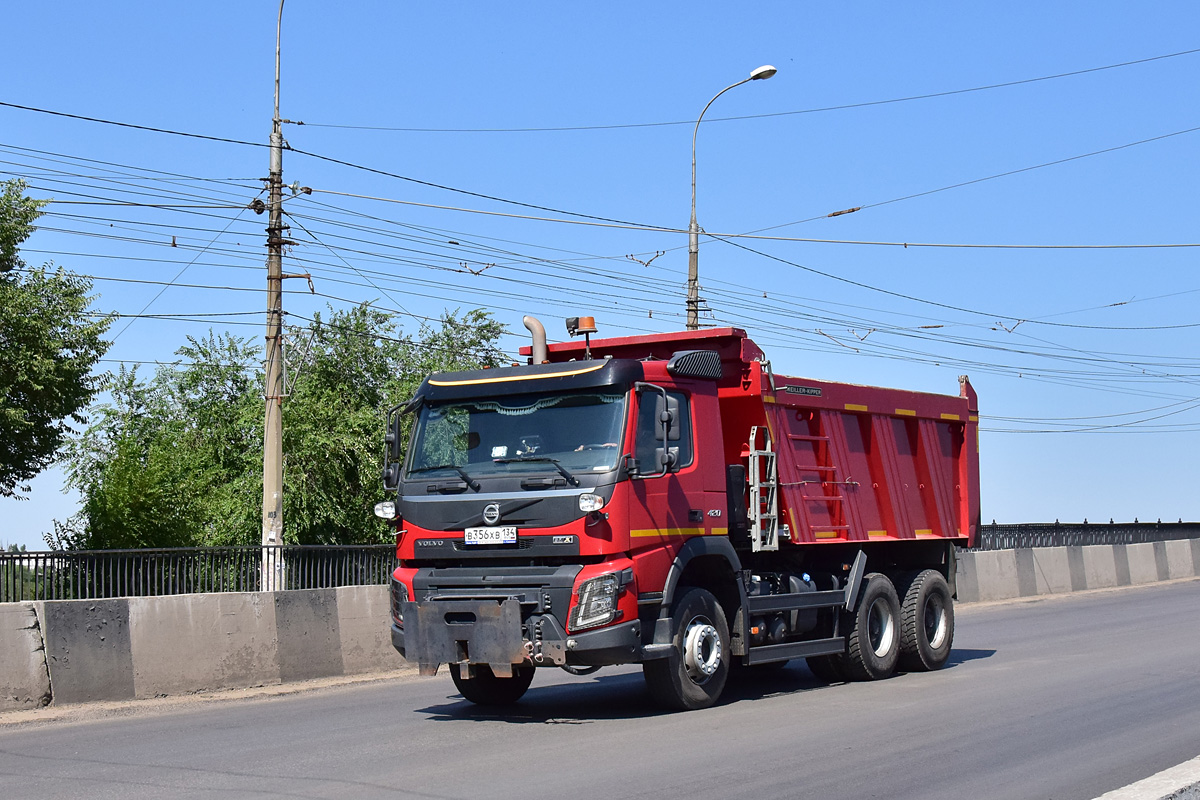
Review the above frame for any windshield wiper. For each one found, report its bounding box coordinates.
[492,456,580,487]
[408,463,480,491]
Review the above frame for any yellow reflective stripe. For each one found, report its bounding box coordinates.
[940,413,961,421]
[630,528,707,538]
[763,395,776,404]
[428,362,606,387]
[814,531,839,539]
[969,415,979,422]
[914,529,935,537]
[867,530,889,538]
[844,403,868,412]
[895,409,916,417]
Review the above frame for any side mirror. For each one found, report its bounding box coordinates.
[382,395,421,490]
[655,393,681,442]
[382,462,400,489]
[633,382,681,478]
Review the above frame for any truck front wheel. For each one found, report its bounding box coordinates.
[898,569,954,671]
[844,573,901,681]
[643,588,730,711]
[451,664,536,706]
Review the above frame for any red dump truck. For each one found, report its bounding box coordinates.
[380,317,979,710]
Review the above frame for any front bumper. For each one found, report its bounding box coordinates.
[391,607,643,675]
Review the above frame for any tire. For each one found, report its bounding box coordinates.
[643,587,731,711]
[898,569,954,671]
[451,664,536,705]
[843,573,901,681]
[805,654,848,682]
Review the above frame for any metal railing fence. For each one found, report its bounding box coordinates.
[6,524,1198,601]
[973,521,1200,551]
[0,544,395,603]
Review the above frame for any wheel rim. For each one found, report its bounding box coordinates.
[683,617,722,684]
[867,597,896,657]
[924,593,948,649]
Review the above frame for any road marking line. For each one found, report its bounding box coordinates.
[1091,754,1200,800]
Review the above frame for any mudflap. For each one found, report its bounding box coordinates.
[404,598,527,676]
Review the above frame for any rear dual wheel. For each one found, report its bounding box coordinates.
[805,653,848,682]
[843,573,902,681]
[898,569,954,671]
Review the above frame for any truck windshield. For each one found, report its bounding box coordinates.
[406,390,627,480]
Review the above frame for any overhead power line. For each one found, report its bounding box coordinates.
[285,47,1200,133]
[110,191,263,341]
[0,103,644,226]
[0,101,266,148]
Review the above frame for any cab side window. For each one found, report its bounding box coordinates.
[635,390,693,472]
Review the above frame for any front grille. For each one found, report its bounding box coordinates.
[453,539,534,552]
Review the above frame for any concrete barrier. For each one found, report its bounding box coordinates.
[0,602,51,710]
[127,592,279,699]
[1031,547,1073,595]
[275,588,344,683]
[2,541,1198,711]
[0,586,412,711]
[1127,542,1162,585]
[1082,545,1119,590]
[336,585,406,675]
[958,549,1020,602]
[41,598,136,705]
[956,542,1200,604]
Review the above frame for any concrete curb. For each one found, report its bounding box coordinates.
[1093,755,1200,800]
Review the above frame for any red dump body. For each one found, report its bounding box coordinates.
[524,326,980,549]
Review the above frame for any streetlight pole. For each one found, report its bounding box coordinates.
[261,0,287,591]
[687,65,777,330]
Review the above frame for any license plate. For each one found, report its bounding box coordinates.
[464,526,518,545]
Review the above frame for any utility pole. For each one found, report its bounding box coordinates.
[261,0,287,592]
[685,65,777,330]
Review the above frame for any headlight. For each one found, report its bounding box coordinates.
[390,577,409,626]
[578,493,606,513]
[569,573,619,631]
[375,501,397,520]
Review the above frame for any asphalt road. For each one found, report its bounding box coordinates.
[2,580,1198,800]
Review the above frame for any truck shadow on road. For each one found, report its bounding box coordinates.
[943,648,997,667]
[414,649,996,723]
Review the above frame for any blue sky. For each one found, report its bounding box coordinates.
[2,2,1198,549]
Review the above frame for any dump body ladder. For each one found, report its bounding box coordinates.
[748,426,779,552]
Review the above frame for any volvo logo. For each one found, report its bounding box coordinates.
[482,503,502,526]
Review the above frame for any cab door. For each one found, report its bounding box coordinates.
[626,378,726,584]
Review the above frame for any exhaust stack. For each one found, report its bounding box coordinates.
[523,315,548,364]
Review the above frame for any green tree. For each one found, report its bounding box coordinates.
[0,179,111,498]
[57,305,504,548]
[55,332,262,550]
[282,305,503,544]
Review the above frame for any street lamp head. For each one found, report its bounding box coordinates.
[750,65,778,81]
